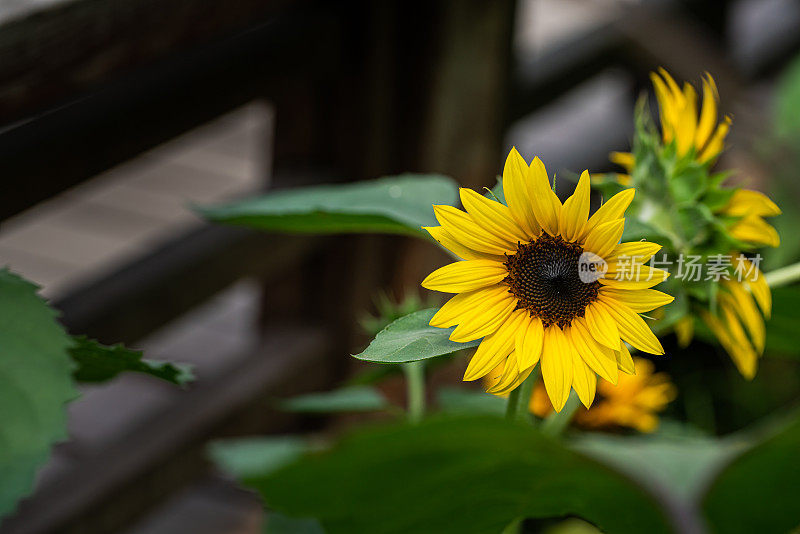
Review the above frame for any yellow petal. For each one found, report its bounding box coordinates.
[540,326,574,411]
[434,205,515,255]
[651,72,676,142]
[701,310,756,379]
[597,298,665,355]
[698,116,731,163]
[736,258,771,318]
[584,189,635,237]
[610,151,634,172]
[459,188,528,244]
[502,147,541,237]
[515,314,544,371]
[485,350,521,393]
[729,215,780,248]
[528,157,562,236]
[489,360,535,396]
[722,281,766,353]
[675,82,698,156]
[609,241,662,264]
[599,266,670,290]
[560,170,591,241]
[424,226,506,262]
[450,292,518,343]
[430,285,508,328]
[695,74,718,149]
[422,259,508,293]
[616,341,635,374]
[584,301,621,350]
[675,316,694,348]
[568,319,618,385]
[721,303,759,379]
[598,288,674,313]
[723,189,781,218]
[463,309,527,381]
[571,352,597,408]
[583,219,625,262]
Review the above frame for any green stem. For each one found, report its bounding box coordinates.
[505,372,537,423]
[505,387,521,420]
[403,361,425,423]
[542,391,581,437]
[765,261,800,288]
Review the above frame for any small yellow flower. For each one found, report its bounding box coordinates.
[422,148,673,411]
[530,357,677,433]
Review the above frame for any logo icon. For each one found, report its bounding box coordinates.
[578,251,607,283]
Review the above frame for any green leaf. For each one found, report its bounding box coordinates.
[0,269,77,518]
[196,175,458,237]
[69,336,194,386]
[702,411,800,533]
[775,53,800,138]
[763,286,800,357]
[572,431,741,502]
[265,513,325,534]
[436,387,505,416]
[353,308,479,364]
[668,165,707,204]
[240,416,672,534]
[278,386,390,413]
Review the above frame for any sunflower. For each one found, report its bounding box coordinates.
[421,148,673,411]
[609,68,781,380]
[529,357,677,433]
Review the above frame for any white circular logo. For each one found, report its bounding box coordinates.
[578,251,607,283]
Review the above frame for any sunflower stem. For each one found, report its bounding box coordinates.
[403,361,425,423]
[542,391,581,437]
[505,388,521,420]
[765,261,800,288]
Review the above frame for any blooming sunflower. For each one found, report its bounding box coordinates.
[528,357,677,433]
[421,148,673,411]
[609,68,781,380]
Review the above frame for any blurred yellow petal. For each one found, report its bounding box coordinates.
[730,215,780,247]
[698,116,731,163]
[695,74,718,149]
[723,189,781,217]
[610,151,634,172]
[675,316,694,348]
[722,281,766,353]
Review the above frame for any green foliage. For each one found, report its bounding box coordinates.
[197,175,457,237]
[231,416,673,534]
[0,270,76,519]
[436,387,506,416]
[278,386,390,413]
[702,411,800,533]
[774,53,800,139]
[210,436,313,480]
[360,291,436,338]
[763,286,800,357]
[353,308,479,363]
[265,514,325,534]
[69,336,193,386]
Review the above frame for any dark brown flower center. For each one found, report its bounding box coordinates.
[504,234,599,328]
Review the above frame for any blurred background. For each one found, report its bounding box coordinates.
[1,0,800,533]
